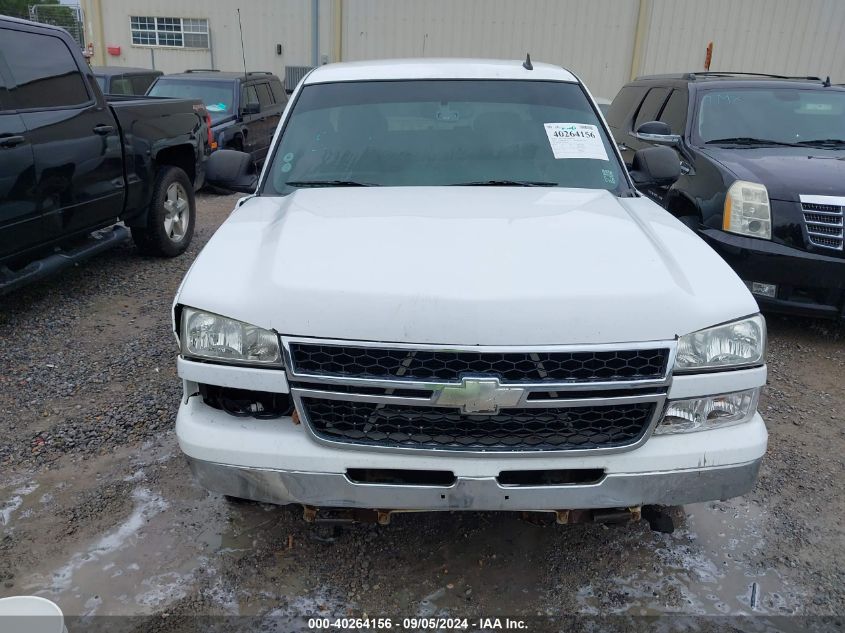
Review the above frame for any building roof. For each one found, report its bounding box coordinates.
[304,58,578,84]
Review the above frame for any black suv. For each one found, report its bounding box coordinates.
[148,70,287,165]
[607,72,845,319]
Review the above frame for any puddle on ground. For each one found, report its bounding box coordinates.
[0,481,38,527]
[0,441,312,617]
[577,500,806,615]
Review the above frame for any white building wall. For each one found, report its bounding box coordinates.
[341,0,641,98]
[638,0,845,83]
[81,0,845,97]
[82,0,330,76]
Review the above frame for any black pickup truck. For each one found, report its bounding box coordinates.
[0,16,211,294]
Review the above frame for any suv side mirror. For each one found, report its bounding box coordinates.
[242,101,261,115]
[629,146,680,188]
[632,121,680,146]
[205,149,258,193]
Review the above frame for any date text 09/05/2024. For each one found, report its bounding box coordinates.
[307,617,528,630]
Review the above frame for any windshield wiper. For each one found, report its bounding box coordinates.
[448,180,558,187]
[705,137,800,147]
[286,180,378,187]
[795,138,845,148]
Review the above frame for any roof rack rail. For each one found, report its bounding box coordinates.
[185,68,220,73]
[247,71,273,76]
[685,71,821,81]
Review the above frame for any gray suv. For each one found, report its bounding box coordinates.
[148,70,287,165]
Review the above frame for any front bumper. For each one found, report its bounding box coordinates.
[186,455,762,511]
[177,394,768,511]
[700,228,845,319]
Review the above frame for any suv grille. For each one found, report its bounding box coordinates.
[801,198,844,251]
[288,343,669,383]
[301,398,655,452]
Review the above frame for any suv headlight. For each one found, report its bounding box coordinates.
[655,388,759,434]
[674,315,766,372]
[181,307,281,365]
[723,180,771,239]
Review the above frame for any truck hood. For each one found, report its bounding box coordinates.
[177,187,757,345]
[699,146,845,201]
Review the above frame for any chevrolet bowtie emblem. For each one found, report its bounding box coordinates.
[433,377,525,414]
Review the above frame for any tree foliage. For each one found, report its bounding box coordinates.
[0,0,63,19]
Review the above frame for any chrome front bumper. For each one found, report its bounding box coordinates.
[186,455,762,511]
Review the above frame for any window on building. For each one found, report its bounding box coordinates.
[130,16,209,48]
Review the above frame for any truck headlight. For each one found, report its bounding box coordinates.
[674,315,766,372]
[723,180,771,239]
[655,388,759,434]
[181,307,281,365]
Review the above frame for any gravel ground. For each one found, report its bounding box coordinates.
[1,192,843,631]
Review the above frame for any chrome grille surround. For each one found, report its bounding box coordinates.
[800,194,844,251]
[283,337,675,455]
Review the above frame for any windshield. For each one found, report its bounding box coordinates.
[696,87,845,145]
[147,79,235,122]
[94,75,106,92]
[263,80,626,195]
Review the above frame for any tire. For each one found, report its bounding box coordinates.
[132,166,196,257]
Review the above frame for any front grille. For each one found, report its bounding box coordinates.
[801,198,844,251]
[301,398,655,451]
[288,343,669,383]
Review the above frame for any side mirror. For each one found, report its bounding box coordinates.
[632,120,680,146]
[205,149,258,193]
[629,145,680,188]
[241,101,260,115]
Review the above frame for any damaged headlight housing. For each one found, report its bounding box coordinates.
[723,180,771,239]
[181,307,281,365]
[674,315,766,372]
[656,388,760,434]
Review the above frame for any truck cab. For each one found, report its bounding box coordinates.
[0,16,208,293]
[173,59,767,523]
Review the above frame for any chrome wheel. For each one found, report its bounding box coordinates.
[163,182,189,242]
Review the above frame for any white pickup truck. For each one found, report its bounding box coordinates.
[173,59,767,525]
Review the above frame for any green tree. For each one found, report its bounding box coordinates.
[0,0,62,19]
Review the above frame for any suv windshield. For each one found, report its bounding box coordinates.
[263,80,626,195]
[696,87,845,146]
[147,79,235,122]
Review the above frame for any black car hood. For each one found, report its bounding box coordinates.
[699,146,845,201]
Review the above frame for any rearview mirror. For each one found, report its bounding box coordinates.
[241,101,260,115]
[205,149,258,193]
[632,121,680,146]
[629,146,680,188]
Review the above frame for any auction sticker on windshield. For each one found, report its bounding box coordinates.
[544,123,608,160]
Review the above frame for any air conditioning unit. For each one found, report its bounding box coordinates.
[284,65,314,94]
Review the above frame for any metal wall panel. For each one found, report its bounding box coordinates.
[83,0,845,98]
[341,0,641,98]
[638,0,845,83]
